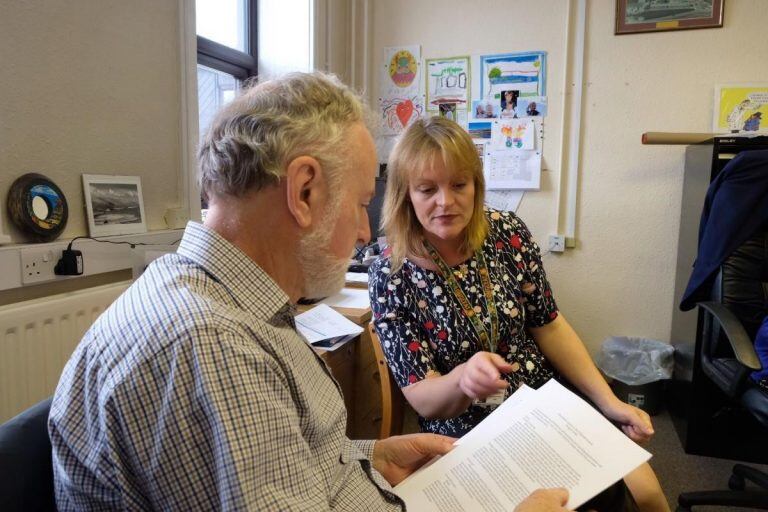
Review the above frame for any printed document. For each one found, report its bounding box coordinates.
[394,379,651,510]
[295,304,363,344]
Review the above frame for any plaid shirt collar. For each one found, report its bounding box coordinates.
[178,221,295,323]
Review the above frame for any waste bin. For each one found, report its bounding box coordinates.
[598,336,675,416]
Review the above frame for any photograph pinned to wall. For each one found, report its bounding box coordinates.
[379,96,425,135]
[82,174,147,237]
[473,138,488,166]
[472,100,499,120]
[500,90,520,118]
[616,0,723,35]
[713,84,768,133]
[491,119,536,150]
[438,102,457,121]
[480,51,546,108]
[518,96,547,117]
[425,56,470,112]
[467,121,493,140]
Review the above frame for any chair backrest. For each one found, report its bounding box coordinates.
[367,324,405,439]
[701,227,768,421]
[715,227,768,339]
[0,397,56,512]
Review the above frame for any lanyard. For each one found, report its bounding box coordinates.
[424,240,499,353]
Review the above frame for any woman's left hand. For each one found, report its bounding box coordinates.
[599,397,654,444]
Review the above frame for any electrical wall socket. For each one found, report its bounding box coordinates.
[548,235,566,253]
[20,247,58,284]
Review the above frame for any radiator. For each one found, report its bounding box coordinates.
[0,281,131,423]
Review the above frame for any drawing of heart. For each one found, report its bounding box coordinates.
[396,100,414,127]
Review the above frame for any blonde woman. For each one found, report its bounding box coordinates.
[369,116,669,512]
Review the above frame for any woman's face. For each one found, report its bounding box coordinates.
[408,156,475,246]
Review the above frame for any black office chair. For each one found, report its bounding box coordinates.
[677,229,768,511]
[0,397,56,512]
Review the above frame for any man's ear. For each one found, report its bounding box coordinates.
[285,155,324,229]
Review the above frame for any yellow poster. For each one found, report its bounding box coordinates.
[714,84,768,133]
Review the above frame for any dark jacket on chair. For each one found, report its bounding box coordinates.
[680,149,768,311]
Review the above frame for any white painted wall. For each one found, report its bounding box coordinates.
[0,0,182,242]
[368,0,768,355]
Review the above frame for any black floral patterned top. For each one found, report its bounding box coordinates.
[368,208,559,437]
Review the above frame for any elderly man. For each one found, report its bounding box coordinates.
[49,72,569,511]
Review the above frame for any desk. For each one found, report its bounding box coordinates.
[300,292,383,439]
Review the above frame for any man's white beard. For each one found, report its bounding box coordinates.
[297,201,349,300]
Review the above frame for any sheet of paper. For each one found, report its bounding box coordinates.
[485,149,541,190]
[320,287,371,309]
[394,379,651,511]
[484,190,524,212]
[294,304,363,344]
[345,272,369,284]
[491,119,535,150]
[311,333,357,352]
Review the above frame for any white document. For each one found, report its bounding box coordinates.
[295,304,363,344]
[320,287,371,309]
[484,190,524,212]
[345,272,369,285]
[484,149,542,190]
[394,380,651,511]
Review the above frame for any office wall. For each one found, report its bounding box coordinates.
[0,0,182,242]
[368,0,768,354]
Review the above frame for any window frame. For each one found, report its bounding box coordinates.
[196,0,258,80]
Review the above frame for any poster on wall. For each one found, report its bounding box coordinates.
[713,84,768,134]
[425,56,470,112]
[379,45,424,135]
[479,51,547,116]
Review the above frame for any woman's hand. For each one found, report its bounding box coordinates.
[514,488,572,512]
[371,433,455,486]
[599,396,654,444]
[458,352,513,400]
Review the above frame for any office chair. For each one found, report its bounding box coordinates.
[0,397,56,512]
[677,228,768,511]
[367,324,405,438]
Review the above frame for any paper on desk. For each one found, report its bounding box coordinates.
[295,304,363,344]
[345,272,369,285]
[320,287,370,309]
[394,379,651,511]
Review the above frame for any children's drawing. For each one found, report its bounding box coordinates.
[389,49,418,88]
[379,96,424,135]
[480,52,547,103]
[382,46,422,99]
[425,56,470,111]
[491,119,535,150]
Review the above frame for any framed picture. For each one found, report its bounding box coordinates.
[615,0,723,35]
[713,84,768,134]
[82,174,147,237]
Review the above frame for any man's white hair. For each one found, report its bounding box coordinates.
[198,71,373,200]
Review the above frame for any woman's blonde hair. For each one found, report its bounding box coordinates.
[382,116,488,271]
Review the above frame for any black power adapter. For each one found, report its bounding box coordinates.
[54,249,83,276]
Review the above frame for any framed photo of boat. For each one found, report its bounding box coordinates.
[616,0,723,35]
[82,174,147,237]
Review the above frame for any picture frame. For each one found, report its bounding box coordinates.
[82,174,147,237]
[713,84,768,134]
[615,0,723,35]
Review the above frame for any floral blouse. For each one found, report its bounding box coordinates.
[368,208,559,437]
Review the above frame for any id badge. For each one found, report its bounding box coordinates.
[474,388,508,409]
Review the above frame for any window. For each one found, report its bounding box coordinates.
[196,0,257,137]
